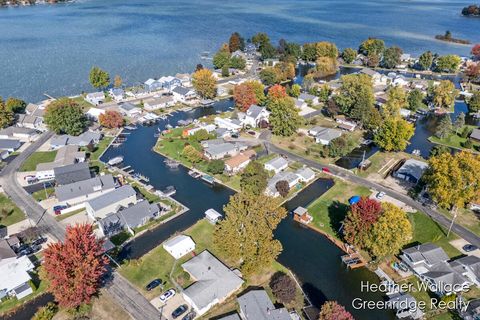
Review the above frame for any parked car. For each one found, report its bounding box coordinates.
[463,244,478,252]
[376,191,386,200]
[182,311,196,320]
[158,289,176,303]
[172,305,188,319]
[31,244,42,253]
[31,237,47,246]
[145,279,162,291]
[18,247,33,257]
[53,205,68,215]
[321,167,331,173]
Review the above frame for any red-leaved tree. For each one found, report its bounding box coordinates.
[472,44,480,60]
[466,62,480,83]
[99,110,124,128]
[342,197,382,248]
[268,84,288,101]
[318,301,354,320]
[42,224,108,309]
[234,83,257,111]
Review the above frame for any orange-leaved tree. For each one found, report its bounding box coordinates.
[99,110,124,128]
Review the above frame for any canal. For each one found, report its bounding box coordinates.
[101,100,394,319]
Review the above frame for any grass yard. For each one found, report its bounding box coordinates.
[306,179,371,239]
[71,96,94,111]
[89,136,114,161]
[428,125,480,152]
[32,187,55,202]
[19,151,57,172]
[437,207,480,237]
[0,193,26,226]
[356,151,406,179]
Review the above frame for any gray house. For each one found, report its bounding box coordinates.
[54,162,92,186]
[394,159,428,184]
[238,290,291,320]
[0,139,21,152]
[55,174,116,206]
[50,131,102,149]
[85,185,137,219]
[204,142,240,160]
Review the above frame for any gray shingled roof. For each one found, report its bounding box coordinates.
[119,201,160,228]
[246,105,264,119]
[237,290,291,320]
[205,143,236,157]
[396,159,428,181]
[87,185,136,212]
[0,139,21,150]
[403,243,449,265]
[265,157,288,171]
[470,128,480,141]
[0,127,36,137]
[0,239,16,261]
[172,86,191,96]
[182,250,244,312]
[54,162,91,185]
[315,128,342,142]
[55,175,115,202]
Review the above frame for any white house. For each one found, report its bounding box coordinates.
[143,96,175,111]
[0,240,35,300]
[85,92,105,106]
[314,127,342,145]
[163,235,196,259]
[86,107,106,121]
[109,88,125,102]
[214,117,242,131]
[118,102,142,118]
[205,208,222,224]
[172,86,197,103]
[264,156,288,174]
[85,185,137,219]
[175,73,192,87]
[242,105,270,128]
[295,167,315,183]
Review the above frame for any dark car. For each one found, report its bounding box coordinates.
[182,311,196,320]
[145,279,162,291]
[31,237,47,246]
[463,244,478,252]
[171,304,188,319]
[18,247,33,257]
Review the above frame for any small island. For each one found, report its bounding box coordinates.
[435,30,470,45]
[462,4,480,16]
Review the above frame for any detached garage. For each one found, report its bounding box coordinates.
[163,235,196,259]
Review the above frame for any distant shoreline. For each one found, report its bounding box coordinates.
[0,0,72,8]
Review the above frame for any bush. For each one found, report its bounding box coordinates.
[207,160,225,174]
[463,139,473,149]
[275,180,290,198]
[269,272,297,304]
[460,126,472,138]
[32,302,58,320]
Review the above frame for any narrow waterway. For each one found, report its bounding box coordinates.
[101,101,394,319]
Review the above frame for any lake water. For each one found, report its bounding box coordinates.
[1,0,479,102]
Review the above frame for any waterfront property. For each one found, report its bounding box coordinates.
[205,208,222,224]
[393,159,428,185]
[237,289,291,320]
[264,156,288,174]
[85,185,137,219]
[85,92,105,106]
[53,162,91,186]
[163,234,196,259]
[55,174,116,206]
[35,145,86,181]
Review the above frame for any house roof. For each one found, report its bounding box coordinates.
[205,208,222,220]
[246,105,265,119]
[145,96,174,106]
[55,174,115,202]
[0,239,16,261]
[224,150,256,169]
[470,128,480,141]
[182,250,244,312]
[403,243,449,265]
[316,128,342,142]
[396,159,428,181]
[360,68,380,77]
[172,86,193,96]
[0,126,36,137]
[205,143,236,157]
[144,78,157,86]
[36,145,85,172]
[163,235,195,253]
[50,131,101,147]
[54,162,91,185]
[119,102,139,111]
[298,92,316,101]
[265,156,288,171]
[86,92,105,99]
[117,201,159,228]
[293,206,308,216]
[0,139,21,150]
[295,167,315,180]
[87,185,136,212]
[0,255,34,293]
[237,290,291,320]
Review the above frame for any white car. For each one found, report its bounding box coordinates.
[158,289,176,304]
[376,191,386,200]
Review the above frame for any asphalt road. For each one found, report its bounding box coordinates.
[0,131,162,320]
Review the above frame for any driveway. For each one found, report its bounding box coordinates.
[369,191,416,213]
[151,292,191,320]
[450,239,480,258]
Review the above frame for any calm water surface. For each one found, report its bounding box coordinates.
[1,0,479,101]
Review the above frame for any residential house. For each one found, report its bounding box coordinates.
[172,86,197,103]
[231,50,246,60]
[215,117,242,131]
[86,185,137,220]
[359,68,388,85]
[204,142,244,160]
[55,174,116,206]
[224,150,256,175]
[0,139,21,152]
[16,114,45,131]
[266,171,300,197]
[393,75,410,87]
[298,92,319,105]
[205,208,222,224]
[294,98,307,110]
[470,128,480,142]
[143,96,175,111]
[183,124,216,137]
[388,293,423,320]
[314,127,342,145]
[85,92,105,106]
[0,239,35,300]
[118,102,142,118]
[264,156,288,174]
[35,145,86,181]
[128,87,149,98]
[200,138,225,149]
[175,73,192,87]
[50,131,101,149]
[241,105,269,128]
[158,76,182,90]
[449,255,480,287]
[295,167,315,183]
[98,201,165,236]
[54,162,92,185]
[0,127,37,142]
[394,159,428,184]
[237,289,291,320]
[86,107,106,120]
[109,88,125,102]
[163,235,196,259]
[263,58,280,66]
[144,78,163,92]
[182,250,244,315]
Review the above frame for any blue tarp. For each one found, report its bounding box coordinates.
[349,195,361,205]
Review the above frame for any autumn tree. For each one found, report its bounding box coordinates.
[259,67,278,85]
[472,44,480,60]
[366,52,380,68]
[0,98,15,128]
[267,84,288,101]
[343,197,383,248]
[44,98,88,136]
[342,48,357,64]
[382,46,403,69]
[382,86,407,117]
[318,301,354,320]
[270,272,297,304]
[113,75,122,88]
[234,83,257,111]
[435,54,462,73]
[314,57,338,78]
[275,180,290,197]
[273,61,295,82]
[269,97,302,136]
[315,41,338,59]
[228,32,244,52]
[251,32,270,49]
[374,117,414,151]
[214,192,287,275]
[467,90,480,113]
[366,203,412,258]
[240,161,269,195]
[432,80,458,111]
[359,38,385,57]
[192,68,216,99]
[5,97,26,113]
[89,66,110,90]
[182,145,203,163]
[465,62,480,83]
[244,80,266,105]
[417,51,434,70]
[42,224,108,309]
[99,110,124,128]
[288,84,301,98]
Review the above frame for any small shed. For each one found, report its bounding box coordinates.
[205,208,222,224]
[293,206,313,224]
[163,235,196,259]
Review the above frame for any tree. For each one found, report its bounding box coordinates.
[315,41,338,59]
[221,65,229,77]
[229,32,244,52]
[243,80,266,105]
[328,135,351,157]
[366,52,380,68]
[89,66,110,90]
[192,68,216,99]
[251,32,270,49]
[467,91,480,113]
[182,145,203,163]
[5,97,26,113]
[260,42,277,60]
[374,118,414,151]
[0,98,15,128]
[240,161,268,195]
[273,61,295,82]
[32,302,58,320]
[98,110,124,128]
[213,192,287,275]
[230,56,246,70]
[407,89,426,111]
[318,301,354,320]
[314,57,338,78]
[113,75,122,88]
[418,51,434,70]
[472,44,480,60]
[44,98,87,136]
[269,97,302,136]
[190,129,212,142]
[275,180,290,198]
[259,67,278,86]
[454,112,465,134]
[382,46,403,69]
[465,62,480,83]
[367,203,412,258]
[359,38,385,56]
[314,84,332,103]
[303,73,315,91]
[207,159,224,174]
[432,80,458,111]
[342,48,357,64]
[213,50,231,69]
[288,84,301,98]
[302,43,317,62]
[269,272,297,304]
[382,86,407,117]
[343,197,383,248]
[42,224,108,309]
[267,84,288,101]
[435,55,462,73]
[430,145,451,157]
[285,42,301,59]
[234,83,258,111]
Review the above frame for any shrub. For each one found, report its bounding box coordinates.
[275,180,290,198]
[269,272,297,304]
[32,302,58,320]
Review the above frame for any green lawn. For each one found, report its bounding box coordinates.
[0,194,26,227]
[307,179,371,238]
[90,136,114,161]
[32,187,55,202]
[20,151,57,172]
[71,96,94,111]
[428,125,480,151]
[437,207,480,237]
